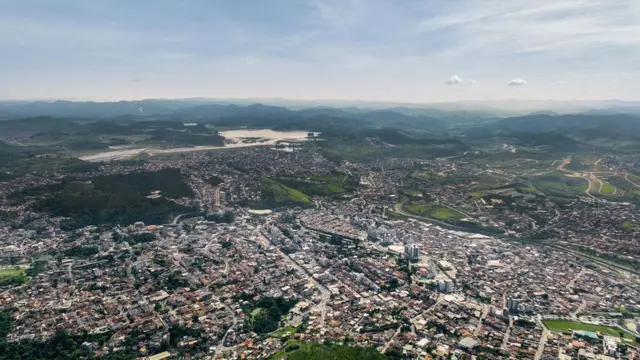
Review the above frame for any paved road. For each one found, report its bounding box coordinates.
[557,157,596,198]
[533,317,549,360]
[214,307,238,358]
[501,316,514,350]
[381,325,402,353]
[474,304,490,337]
[625,173,640,187]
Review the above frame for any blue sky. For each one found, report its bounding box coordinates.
[1,0,639,102]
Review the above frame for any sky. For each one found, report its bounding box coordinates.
[1,0,640,102]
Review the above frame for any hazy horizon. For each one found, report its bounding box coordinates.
[3,0,639,102]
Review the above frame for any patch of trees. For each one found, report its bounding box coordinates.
[169,325,203,347]
[113,232,157,245]
[204,175,224,186]
[32,169,194,229]
[0,273,27,287]
[157,271,191,291]
[0,320,137,360]
[285,342,389,360]
[205,211,235,223]
[63,246,99,258]
[243,297,298,334]
[359,322,398,333]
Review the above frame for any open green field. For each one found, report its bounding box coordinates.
[629,174,640,185]
[0,268,28,287]
[600,182,616,195]
[277,171,356,197]
[414,171,443,181]
[401,189,423,197]
[269,326,297,338]
[404,203,465,221]
[257,178,312,208]
[543,320,639,346]
[532,173,588,197]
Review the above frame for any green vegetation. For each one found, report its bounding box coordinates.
[205,211,235,223]
[313,128,468,163]
[401,189,423,198]
[0,268,28,287]
[622,221,635,231]
[156,271,191,291]
[0,311,12,343]
[13,168,193,229]
[600,182,616,195]
[278,171,356,197]
[0,311,137,359]
[628,174,640,184]
[615,306,640,314]
[1,156,99,176]
[64,246,100,258]
[271,342,389,360]
[404,203,465,221]
[25,261,46,277]
[204,175,224,186]
[254,178,312,208]
[243,297,298,334]
[0,117,224,154]
[269,326,297,338]
[531,173,588,198]
[543,320,639,346]
[415,171,443,181]
[470,191,488,198]
[168,325,203,347]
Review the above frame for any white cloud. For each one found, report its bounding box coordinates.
[424,0,640,59]
[467,79,477,85]
[556,80,566,85]
[508,78,528,86]
[445,74,464,85]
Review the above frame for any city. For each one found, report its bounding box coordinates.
[0,144,638,359]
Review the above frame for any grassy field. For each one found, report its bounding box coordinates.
[629,174,640,184]
[600,182,616,195]
[415,171,443,181]
[0,268,28,287]
[269,326,297,338]
[470,191,488,198]
[404,203,465,221]
[277,171,356,197]
[543,320,639,346]
[258,179,312,208]
[401,189,423,197]
[622,221,635,231]
[532,173,588,197]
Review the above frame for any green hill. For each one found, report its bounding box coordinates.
[15,168,193,229]
[256,178,312,208]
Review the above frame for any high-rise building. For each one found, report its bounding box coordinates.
[437,279,455,293]
[507,297,520,313]
[445,280,454,293]
[404,244,420,261]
